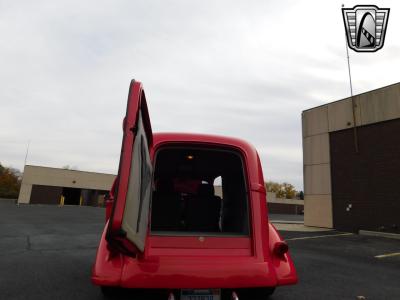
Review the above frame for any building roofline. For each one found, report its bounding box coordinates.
[302,81,400,113]
[24,165,116,176]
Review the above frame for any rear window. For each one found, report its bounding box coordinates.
[150,146,250,236]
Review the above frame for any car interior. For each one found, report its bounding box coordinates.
[150,146,250,236]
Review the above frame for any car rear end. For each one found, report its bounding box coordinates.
[92,134,297,299]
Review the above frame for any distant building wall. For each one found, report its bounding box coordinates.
[18,165,116,204]
[267,192,304,215]
[30,185,63,205]
[215,187,304,215]
[302,82,400,231]
[330,118,400,232]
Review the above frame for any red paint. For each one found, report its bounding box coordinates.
[92,80,298,292]
[107,82,149,235]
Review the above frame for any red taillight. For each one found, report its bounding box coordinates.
[273,241,289,258]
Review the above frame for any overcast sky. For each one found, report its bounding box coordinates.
[0,0,399,189]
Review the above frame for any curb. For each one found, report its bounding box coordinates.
[271,220,304,224]
[359,230,400,240]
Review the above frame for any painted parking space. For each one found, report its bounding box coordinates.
[285,232,353,241]
[375,252,400,259]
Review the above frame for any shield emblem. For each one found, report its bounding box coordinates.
[342,5,390,52]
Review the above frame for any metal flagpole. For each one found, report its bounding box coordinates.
[24,140,30,166]
[343,4,359,153]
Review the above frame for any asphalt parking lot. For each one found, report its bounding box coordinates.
[0,200,399,300]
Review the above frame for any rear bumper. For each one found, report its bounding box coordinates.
[93,258,297,289]
[92,225,298,288]
[119,258,278,289]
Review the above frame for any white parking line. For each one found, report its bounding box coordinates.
[286,233,353,241]
[375,252,400,259]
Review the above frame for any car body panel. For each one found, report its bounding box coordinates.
[92,81,298,290]
[106,80,153,254]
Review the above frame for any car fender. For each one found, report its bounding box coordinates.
[91,221,124,286]
[268,222,298,285]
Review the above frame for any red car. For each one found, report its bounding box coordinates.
[92,80,298,299]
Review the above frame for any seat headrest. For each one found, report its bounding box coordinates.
[197,184,214,196]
